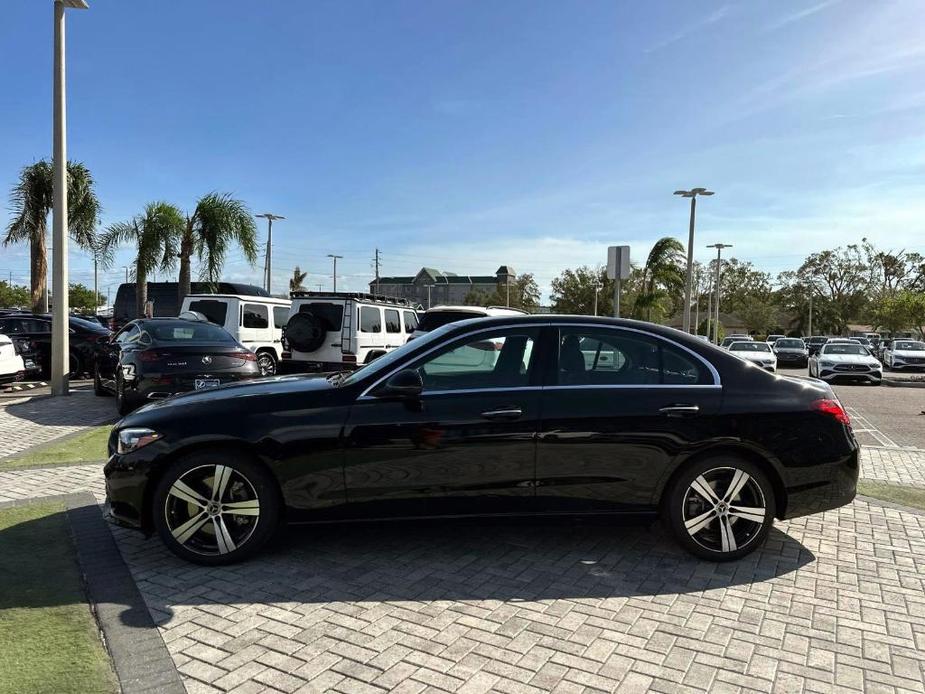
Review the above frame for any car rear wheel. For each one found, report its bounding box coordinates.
[93,367,109,396]
[116,374,136,416]
[256,351,277,376]
[152,452,280,565]
[664,457,775,561]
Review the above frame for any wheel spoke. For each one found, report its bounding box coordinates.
[168,479,208,509]
[171,511,209,544]
[213,516,237,554]
[222,500,260,516]
[729,505,765,524]
[724,469,750,502]
[719,516,737,552]
[684,508,716,536]
[690,476,720,504]
[211,465,233,502]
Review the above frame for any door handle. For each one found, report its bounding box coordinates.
[658,404,700,417]
[481,408,523,420]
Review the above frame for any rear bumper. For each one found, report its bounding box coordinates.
[782,446,859,520]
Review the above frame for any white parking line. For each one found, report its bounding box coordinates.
[846,407,901,447]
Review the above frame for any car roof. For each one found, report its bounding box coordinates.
[425,305,528,315]
[185,293,291,305]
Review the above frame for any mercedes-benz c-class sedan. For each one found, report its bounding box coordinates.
[104,316,858,565]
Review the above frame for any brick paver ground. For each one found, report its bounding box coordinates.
[2,446,925,693]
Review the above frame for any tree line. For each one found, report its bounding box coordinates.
[3,160,258,316]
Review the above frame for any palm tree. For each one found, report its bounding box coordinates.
[178,193,258,305]
[631,237,686,322]
[97,203,185,318]
[4,160,100,313]
[289,266,308,292]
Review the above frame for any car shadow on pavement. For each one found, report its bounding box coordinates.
[3,391,115,428]
[0,512,814,626]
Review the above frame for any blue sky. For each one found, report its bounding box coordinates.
[2,0,925,301]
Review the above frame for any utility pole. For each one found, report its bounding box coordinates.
[705,280,713,341]
[674,188,714,333]
[373,248,381,293]
[327,254,342,292]
[316,282,323,291]
[425,283,434,309]
[807,285,814,337]
[255,213,284,294]
[593,281,603,316]
[93,256,98,312]
[707,243,732,344]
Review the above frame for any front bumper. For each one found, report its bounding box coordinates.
[817,368,882,383]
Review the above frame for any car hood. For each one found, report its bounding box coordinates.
[817,353,875,363]
[733,352,775,362]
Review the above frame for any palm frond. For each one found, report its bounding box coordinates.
[192,192,259,282]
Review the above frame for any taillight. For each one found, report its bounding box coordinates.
[241,351,257,362]
[138,350,166,363]
[342,354,357,364]
[812,399,850,426]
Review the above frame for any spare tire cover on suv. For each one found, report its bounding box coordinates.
[285,312,327,352]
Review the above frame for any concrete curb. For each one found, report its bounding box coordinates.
[0,420,116,464]
[882,378,925,388]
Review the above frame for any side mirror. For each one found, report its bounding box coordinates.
[379,369,423,398]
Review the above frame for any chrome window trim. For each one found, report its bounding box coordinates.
[357,320,721,398]
[545,384,722,391]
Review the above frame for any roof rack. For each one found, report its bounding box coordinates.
[289,290,421,309]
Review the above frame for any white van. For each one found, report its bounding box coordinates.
[180,294,291,375]
[280,292,419,372]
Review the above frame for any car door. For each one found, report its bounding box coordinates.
[534,325,723,514]
[342,326,542,518]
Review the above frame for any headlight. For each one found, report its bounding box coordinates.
[117,428,161,454]
[820,361,834,367]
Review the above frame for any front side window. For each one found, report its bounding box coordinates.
[557,328,710,386]
[403,311,418,333]
[188,300,228,326]
[115,324,140,344]
[384,309,401,333]
[411,330,537,391]
[242,303,269,329]
[360,306,381,333]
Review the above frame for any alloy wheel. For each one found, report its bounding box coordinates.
[257,353,276,376]
[163,464,261,556]
[681,466,767,554]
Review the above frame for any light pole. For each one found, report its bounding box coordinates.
[255,213,284,294]
[674,187,714,334]
[327,254,342,292]
[593,280,603,316]
[707,243,732,344]
[425,283,434,309]
[50,0,89,396]
[807,284,814,337]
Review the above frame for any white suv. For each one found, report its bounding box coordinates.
[180,294,291,376]
[280,292,419,372]
[409,305,528,340]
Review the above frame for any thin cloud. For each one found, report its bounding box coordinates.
[764,0,841,32]
[644,5,732,54]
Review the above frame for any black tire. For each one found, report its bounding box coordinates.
[93,367,110,396]
[664,456,776,561]
[256,351,277,376]
[285,312,327,353]
[116,373,135,416]
[152,451,280,565]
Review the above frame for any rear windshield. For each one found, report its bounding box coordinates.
[188,299,228,326]
[822,344,868,356]
[730,342,771,352]
[147,322,235,343]
[776,339,804,348]
[298,302,343,331]
[894,341,925,351]
[417,310,483,332]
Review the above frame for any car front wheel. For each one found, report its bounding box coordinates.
[665,457,775,561]
[152,452,280,565]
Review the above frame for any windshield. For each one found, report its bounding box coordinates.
[776,339,804,348]
[822,344,869,356]
[417,310,484,332]
[894,341,925,351]
[730,342,771,352]
[338,321,460,386]
[808,337,827,344]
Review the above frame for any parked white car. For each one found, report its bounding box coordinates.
[809,342,882,384]
[409,305,528,341]
[882,339,925,370]
[0,333,26,384]
[728,341,777,372]
[180,294,291,376]
[281,292,419,372]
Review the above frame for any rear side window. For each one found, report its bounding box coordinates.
[298,302,343,331]
[188,300,228,326]
[417,310,483,331]
[360,306,382,333]
[273,306,289,329]
[242,304,269,329]
[557,328,711,386]
[384,309,401,333]
[403,311,418,333]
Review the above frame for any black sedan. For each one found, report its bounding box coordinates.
[0,311,110,377]
[773,337,809,367]
[95,317,261,415]
[104,315,858,565]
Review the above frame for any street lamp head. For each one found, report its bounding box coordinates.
[58,0,90,8]
[255,213,285,221]
[675,188,714,198]
[674,190,693,197]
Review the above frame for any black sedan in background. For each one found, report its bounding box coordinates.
[0,311,110,377]
[95,317,261,415]
[104,315,858,565]
[772,337,809,367]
